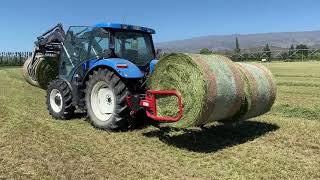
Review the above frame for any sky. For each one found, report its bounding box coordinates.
[0,0,320,51]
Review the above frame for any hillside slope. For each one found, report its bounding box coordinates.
[156,31,320,53]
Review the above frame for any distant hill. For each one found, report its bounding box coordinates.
[155,31,320,53]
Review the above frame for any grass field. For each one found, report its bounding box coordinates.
[0,62,320,179]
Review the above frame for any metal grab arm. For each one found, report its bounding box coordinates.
[37,23,64,39]
[140,90,183,122]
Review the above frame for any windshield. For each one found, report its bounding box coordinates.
[60,27,109,78]
[114,31,155,66]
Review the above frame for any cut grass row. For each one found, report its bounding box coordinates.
[264,61,320,121]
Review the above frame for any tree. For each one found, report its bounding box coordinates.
[263,44,271,60]
[234,37,241,54]
[281,52,289,60]
[231,37,241,61]
[296,44,309,57]
[288,44,295,59]
[199,48,212,54]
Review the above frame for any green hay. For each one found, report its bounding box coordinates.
[236,63,277,120]
[225,65,251,122]
[148,53,244,128]
[148,54,277,128]
[148,53,207,128]
[200,54,241,122]
[35,56,59,89]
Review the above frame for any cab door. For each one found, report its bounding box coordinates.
[59,26,91,80]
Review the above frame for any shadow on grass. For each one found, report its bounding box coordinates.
[143,120,279,153]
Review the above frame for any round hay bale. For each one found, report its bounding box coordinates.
[34,55,59,89]
[236,63,277,120]
[22,57,40,87]
[148,53,245,128]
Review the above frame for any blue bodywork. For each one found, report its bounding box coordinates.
[82,58,158,79]
[85,58,148,78]
[149,60,158,74]
[95,23,156,34]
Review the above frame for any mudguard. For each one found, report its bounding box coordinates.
[88,58,144,78]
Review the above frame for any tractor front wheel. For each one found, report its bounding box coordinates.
[85,69,130,131]
[46,79,75,119]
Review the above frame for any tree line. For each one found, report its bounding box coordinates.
[0,52,31,66]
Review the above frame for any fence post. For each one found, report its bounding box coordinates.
[0,52,2,64]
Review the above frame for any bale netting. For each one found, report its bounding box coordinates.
[148,53,245,128]
[235,63,277,120]
[148,53,276,128]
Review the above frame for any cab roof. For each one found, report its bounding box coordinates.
[95,23,156,34]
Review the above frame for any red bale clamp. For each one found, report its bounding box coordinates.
[140,90,183,122]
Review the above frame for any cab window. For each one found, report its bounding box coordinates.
[114,31,154,66]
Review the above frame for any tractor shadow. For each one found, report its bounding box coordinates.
[143,120,279,153]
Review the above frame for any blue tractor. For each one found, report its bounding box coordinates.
[24,23,183,131]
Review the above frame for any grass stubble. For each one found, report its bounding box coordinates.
[0,61,319,179]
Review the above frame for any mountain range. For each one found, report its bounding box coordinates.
[155,30,320,53]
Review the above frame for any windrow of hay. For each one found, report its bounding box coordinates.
[148,53,276,128]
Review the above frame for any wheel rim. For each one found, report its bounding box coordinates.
[50,89,63,113]
[91,81,115,122]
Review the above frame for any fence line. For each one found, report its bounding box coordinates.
[0,52,32,66]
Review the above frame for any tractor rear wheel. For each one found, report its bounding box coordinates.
[22,57,39,87]
[85,69,130,131]
[46,79,75,119]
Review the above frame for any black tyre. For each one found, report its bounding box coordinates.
[85,68,130,131]
[46,79,75,119]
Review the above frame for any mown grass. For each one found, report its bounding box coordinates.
[0,62,320,179]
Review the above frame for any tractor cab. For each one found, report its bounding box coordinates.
[59,23,157,82]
